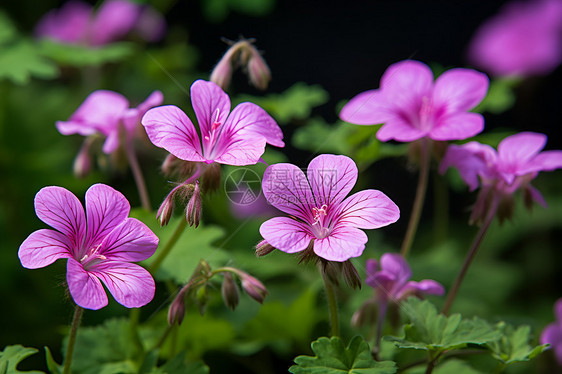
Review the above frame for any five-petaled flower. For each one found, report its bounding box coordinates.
[57,90,164,154]
[366,253,445,303]
[440,132,562,222]
[541,298,562,365]
[339,60,489,143]
[18,184,158,310]
[259,154,400,262]
[142,79,284,165]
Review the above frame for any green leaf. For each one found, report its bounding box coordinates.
[43,347,61,374]
[0,345,43,374]
[386,298,501,353]
[0,41,58,84]
[486,322,549,365]
[473,78,520,114]
[238,82,329,124]
[289,336,397,374]
[39,40,134,67]
[292,118,353,154]
[0,11,17,45]
[148,352,209,374]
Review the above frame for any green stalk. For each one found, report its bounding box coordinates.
[400,139,431,258]
[124,139,151,211]
[149,218,188,274]
[62,306,84,374]
[321,268,340,337]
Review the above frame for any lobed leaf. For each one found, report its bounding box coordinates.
[486,322,549,365]
[0,345,43,374]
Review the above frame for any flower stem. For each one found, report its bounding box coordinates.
[441,195,500,315]
[400,139,431,258]
[373,299,388,360]
[125,139,151,211]
[62,305,84,374]
[149,218,187,274]
[321,267,340,337]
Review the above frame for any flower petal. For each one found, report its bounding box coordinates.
[439,142,496,191]
[307,154,358,207]
[142,105,205,162]
[259,217,312,254]
[313,226,367,261]
[213,135,267,166]
[498,132,547,166]
[34,186,86,252]
[99,218,158,262]
[85,184,130,247]
[122,90,164,132]
[89,261,155,308]
[531,150,562,172]
[90,0,141,46]
[336,190,400,229]
[191,80,231,137]
[429,112,484,141]
[67,257,108,310]
[376,115,427,142]
[223,102,284,147]
[380,253,411,290]
[380,60,434,110]
[433,68,489,113]
[262,162,315,221]
[35,1,92,43]
[339,90,392,125]
[19,229,72,269]
[395,280,445,299]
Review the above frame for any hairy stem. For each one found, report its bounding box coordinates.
[433,171,449,244]
[150,218,188,274]
[400,139,431,258]
[62,305,84,374]
[321,268,340,337]
[372,299,388,360]
[125,139,152,211]
[442,195,500,315]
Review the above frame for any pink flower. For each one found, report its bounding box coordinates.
[339,60,489,142]
[366,253,444,302]
[541,298,562,365]
[467,0,562,77]
[18,184,158,310]
[56,90,163,154]
[35,0,166,46]
[142,79,284,166]
[259,154,400,262]
[440,132,562,206]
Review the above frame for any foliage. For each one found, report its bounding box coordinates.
[0,346,43,374]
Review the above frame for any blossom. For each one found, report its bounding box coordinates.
[142,79,284,166]
[35,0,166,46]
[467,0,562,77]
[440,132,562,207]
[259,154,400,262]
[339,60,489,142]
[366,253,444,302]
[56,90,163,154]
[540,298,562,365]
[18,184,158,310]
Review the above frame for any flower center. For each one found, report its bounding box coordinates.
[79,243,107,269]
[417,96,434,130]
[311,204,330,239]
[203,108,222,160]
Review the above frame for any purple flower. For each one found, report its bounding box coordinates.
[259,154,400,262]
[541,298,562,365]
[339,60,489,143]
[467,0,562,77]
[142,79,284,166]
[18,184,158,310]
[56,90,163,154]
[366,253,444,302]
[440,132,562,206]
[35,0,166,46]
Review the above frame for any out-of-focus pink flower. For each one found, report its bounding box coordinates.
[56,90,163,154]
[366,253,445,302]
[142,79,284,166]
[541,298,562,365]
[35,0,166,46]
[259,154,400,262]
[340,60,489,143]
[18,184,158,310]
[467,0,562,77]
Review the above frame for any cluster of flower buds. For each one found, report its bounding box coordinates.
[210,38,271,91]
[167,259,268,325]
[157,181,200,227]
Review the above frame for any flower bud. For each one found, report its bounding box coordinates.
[161,154,198,180]
[221,272,240,310]
[247,49,271,90]
[168,288,187,326]
[255,240,275,257]
[210,49,235,90]
[157,194,174,226]
[240,272,268,304]
[186,181,202,227]
[73,141,92,179]
[342,260,362,290]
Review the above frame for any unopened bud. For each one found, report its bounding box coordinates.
[73,139,93,178]
[342,260,362,290]
[247,50,271,90]
[255,240,275,257]
[186,181,202,227]
[221,272,240,310]
[210,50,234,90]
[240,272,268,304]
[168,288,187,326]
[157,194,174,226]
[161,154,198,180]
